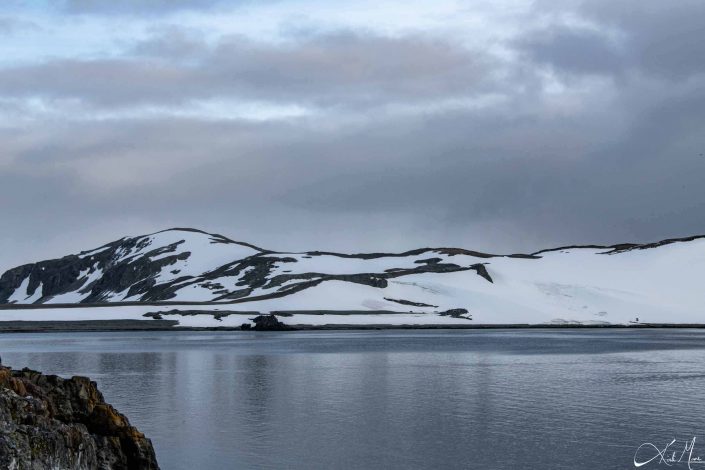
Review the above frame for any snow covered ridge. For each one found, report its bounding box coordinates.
[1,228,705,325]
[0,227,494,305]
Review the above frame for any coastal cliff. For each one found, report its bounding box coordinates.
[0,365,159,469]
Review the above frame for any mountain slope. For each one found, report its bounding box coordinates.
[0,228,493,305]
[1,229,704,325]
[0,228,262,303]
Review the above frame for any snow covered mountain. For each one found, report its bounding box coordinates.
[1,228,704,325]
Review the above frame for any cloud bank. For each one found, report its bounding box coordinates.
[0,0,704,270]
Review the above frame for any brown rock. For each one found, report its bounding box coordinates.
[0,365,159,469]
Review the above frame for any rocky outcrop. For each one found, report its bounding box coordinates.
[0,365,159,470]
[244,314,295,331]
[143,309,259,321]
[383,297,438,308]
[440,308,471,319]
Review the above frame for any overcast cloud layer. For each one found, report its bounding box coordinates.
[1,0,704,270]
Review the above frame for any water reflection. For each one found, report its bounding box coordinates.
[2,330,705,469]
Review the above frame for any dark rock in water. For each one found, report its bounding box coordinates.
[250,314,294,331]
[0,365,159,470]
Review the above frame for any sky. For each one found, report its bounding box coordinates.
[1,0,704,270]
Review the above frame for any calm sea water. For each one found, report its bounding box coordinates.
[2,329,705,469]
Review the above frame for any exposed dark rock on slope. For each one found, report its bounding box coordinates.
[0,228,262,304]
[0,365,159,470]
[1,228,704,319]
[384,297,438,308]
[0,228,497,305]
[143,309,258,321]
[531,234,705,255]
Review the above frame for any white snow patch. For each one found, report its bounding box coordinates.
[6,277,30,303]
[5,235,705,325]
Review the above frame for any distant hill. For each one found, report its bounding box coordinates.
[1,228,704,325]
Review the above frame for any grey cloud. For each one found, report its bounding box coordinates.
[581,0,705,78]
[0,59,194,107]
[61,0,227,15]
[518,0,705,80]
[2,64,705,272]
[131,26,209,59]
[0,16,39,35]
[2,0,705,271]
[518,26,623,76]
[0,31,498,109]
[207,32,496,107]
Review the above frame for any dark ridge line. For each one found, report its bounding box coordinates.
[126,230,705,259]
[70,227,265,259]
[9,227,705,275]
[300,247,499,259]
[531,234,705,256]
[3,229,705,307]
[154,227,268,252]
[531,244,619,255]
[3,227,269,276]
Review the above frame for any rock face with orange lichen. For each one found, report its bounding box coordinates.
[0,365,159,469]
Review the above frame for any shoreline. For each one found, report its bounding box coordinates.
[1,319,705,333]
